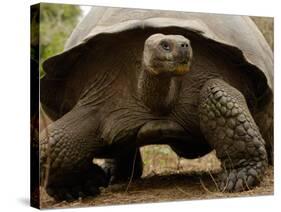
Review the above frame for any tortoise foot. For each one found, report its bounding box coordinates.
[46,181,101,201]
[46,164,109,201]
[218,159,267,192]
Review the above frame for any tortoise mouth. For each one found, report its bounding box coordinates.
[154,58,189,64]
[148,59,191,76]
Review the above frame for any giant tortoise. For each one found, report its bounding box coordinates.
[40,7,273,201]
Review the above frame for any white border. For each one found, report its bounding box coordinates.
[0,0,280,211]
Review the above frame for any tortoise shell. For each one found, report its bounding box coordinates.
[41,7,273,120]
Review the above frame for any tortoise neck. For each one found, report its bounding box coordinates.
[137,69,182,115]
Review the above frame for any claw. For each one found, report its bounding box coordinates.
[234,178,244,191]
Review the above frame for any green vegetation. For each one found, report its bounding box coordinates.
[251,17,273,50]
[39,3,82,77]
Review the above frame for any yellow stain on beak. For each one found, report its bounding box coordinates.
[175,64,190,75]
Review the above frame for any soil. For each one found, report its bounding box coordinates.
[40,147,274,209]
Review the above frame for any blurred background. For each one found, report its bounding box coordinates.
[37,3,273,177]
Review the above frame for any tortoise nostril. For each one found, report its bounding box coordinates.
[181,43,189,48]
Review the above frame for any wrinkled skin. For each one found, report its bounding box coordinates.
[40,32,272,201]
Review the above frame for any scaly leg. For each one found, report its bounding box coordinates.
[40,106,108,201]
[199,79,268,192]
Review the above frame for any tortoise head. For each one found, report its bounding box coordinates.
[143,33,193,76]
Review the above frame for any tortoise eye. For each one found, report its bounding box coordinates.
[160,41,171,51]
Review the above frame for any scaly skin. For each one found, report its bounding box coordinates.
[199,79,268,191]
[138,33,192,115]
[40,107,109,201]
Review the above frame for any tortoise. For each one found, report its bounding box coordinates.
[40,6,273,201]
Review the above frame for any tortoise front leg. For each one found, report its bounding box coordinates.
[199,79,268,192]
[40,106,108,201]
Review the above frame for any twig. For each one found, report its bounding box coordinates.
[125,148,138,192]
[226,151,234,170]
[174,184,189,195]
[176,155,181,172]
[199,178,213,194]
[208,170,219,192]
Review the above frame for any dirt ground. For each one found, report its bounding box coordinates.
[40,146,274,209]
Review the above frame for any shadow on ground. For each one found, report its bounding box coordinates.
[40,147,273,209]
